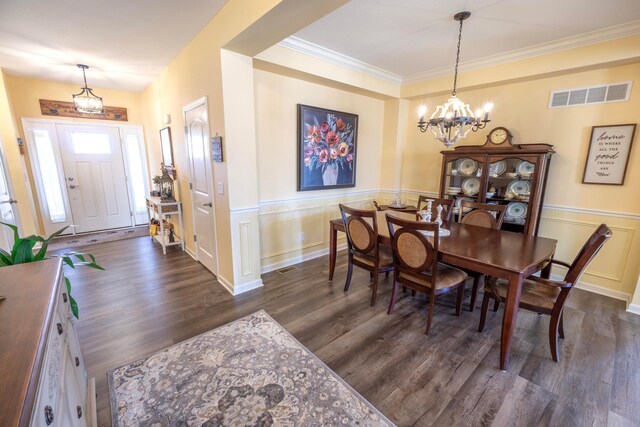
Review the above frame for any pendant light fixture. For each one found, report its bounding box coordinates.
[73,64,104,114]
[417,12,492,147]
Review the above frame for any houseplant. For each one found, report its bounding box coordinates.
[0,222,104,318]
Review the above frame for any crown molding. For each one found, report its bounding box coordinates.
[277,36,402,85]
[402,19,640,84]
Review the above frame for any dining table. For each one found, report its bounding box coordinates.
[328,210,558,371]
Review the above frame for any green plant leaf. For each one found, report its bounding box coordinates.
[11,239,36,264]
[69,293,79,319]
[64,276,71,294]
[0,220,20,243]
[61,256,75,268]
[0,248,12,266]
[36,226,69,260]
[85,262,105,270]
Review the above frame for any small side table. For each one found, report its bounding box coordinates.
[145,196,185,255]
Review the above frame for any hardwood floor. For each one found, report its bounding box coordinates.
[66,236,640,426]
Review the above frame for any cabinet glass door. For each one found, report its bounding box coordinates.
[486,156,537,232]
[442,156,484,219]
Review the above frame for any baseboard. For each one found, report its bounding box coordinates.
[217,274,263,296]
[261,243,348,274]
[627,303,640,316]
[233,279,264,295]
[550,273,631,303]
[185,247,197,261]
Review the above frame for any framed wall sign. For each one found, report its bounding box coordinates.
[160,127,174,167]
[582,124,636,185]
[297,104,358,191]
[211,136,223,162]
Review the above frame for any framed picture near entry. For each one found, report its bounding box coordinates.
[582,124,636,185]
[297,104,358,191]
[160,127,174,167]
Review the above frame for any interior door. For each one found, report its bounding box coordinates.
[184,99,218,274]
[57,124,132,233]
[0,143,18,251]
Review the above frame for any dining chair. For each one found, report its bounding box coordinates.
[456,200,507,312]
[416,196,454,225]
[479,224,612,361]
[385,214,468,335]
[339,204,394,306]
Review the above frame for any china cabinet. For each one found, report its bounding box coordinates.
[439,127,554,235]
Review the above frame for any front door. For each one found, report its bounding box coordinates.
[0,143,18,251]
[57,124,132,233]
[184,99,218,274]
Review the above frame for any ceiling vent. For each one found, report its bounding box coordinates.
[549,81,632,108]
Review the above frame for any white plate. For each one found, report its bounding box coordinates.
[506,202,527,219]
[507,180,530,195]
[516,161,535,177]
[456,158,477,176]
[453,197,474,214]
[489,160,507,176]
[461,178,480,196]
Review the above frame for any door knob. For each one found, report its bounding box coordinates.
[69,185,80,189]
[203,202,213,207]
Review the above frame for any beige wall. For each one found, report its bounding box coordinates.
[401,62,640,298]
[0,70,37,235]
[253,68,386,269]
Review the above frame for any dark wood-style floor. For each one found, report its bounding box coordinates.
[66,236,640,426]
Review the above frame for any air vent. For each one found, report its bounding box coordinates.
[549,81,632,108]
[277,266,298,274]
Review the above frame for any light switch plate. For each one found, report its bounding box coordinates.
[217,181,224,195]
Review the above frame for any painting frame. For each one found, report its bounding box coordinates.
[582,123,636,185]
[160,127,174,168]
[297,104,358,191]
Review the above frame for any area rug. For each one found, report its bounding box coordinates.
[48,226,148,251]
[108,310,393,427]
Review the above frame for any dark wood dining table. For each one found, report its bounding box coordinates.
[329,210,557,371]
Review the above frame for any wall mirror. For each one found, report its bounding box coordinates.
[160,127,173,167]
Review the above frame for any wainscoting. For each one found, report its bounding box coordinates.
[256,189,640,308]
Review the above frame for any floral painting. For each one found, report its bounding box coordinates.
[297,104,358,191]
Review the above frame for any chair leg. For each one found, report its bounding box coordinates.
[385,271,390,279]
[344,260,353,293]
[402,286,407,293]
[493,299,500,312]
[469,275,482,312]
[388,279,399,315]
[549,311,562,362]
[425,294,435,335]
[369,271,374,281]
[559,312,565,339]
[478,292,491,332]
[370,270,379,306]
[455,285,464,316]
[411,289,417,297]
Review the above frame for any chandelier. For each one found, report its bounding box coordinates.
[73,64,104,114]
[417,12,492,147]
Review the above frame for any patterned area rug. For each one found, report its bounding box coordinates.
[108,310,393,427]
[48,226,148,251]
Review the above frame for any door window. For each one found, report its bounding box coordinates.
[71,132,111,155]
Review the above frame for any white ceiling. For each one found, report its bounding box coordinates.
[1,0,639,93]
[293,0,640,81]
[0,0,227,92]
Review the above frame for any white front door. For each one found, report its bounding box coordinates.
[184,99,218,274]
[0,142,18,251]
[57,124,132,233]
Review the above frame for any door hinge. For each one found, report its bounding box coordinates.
[189,182,193,190]
[194,234,197,242]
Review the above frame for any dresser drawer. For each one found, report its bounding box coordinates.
[65,316,87,402]
[31,310,66,426]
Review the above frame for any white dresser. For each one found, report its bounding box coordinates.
[0,259,96,427]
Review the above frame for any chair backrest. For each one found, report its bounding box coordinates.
[416,196,454,224]
[386,213,439,280]
[339,204,378,255]
[564,224,612,285]
[458,201,506,229]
